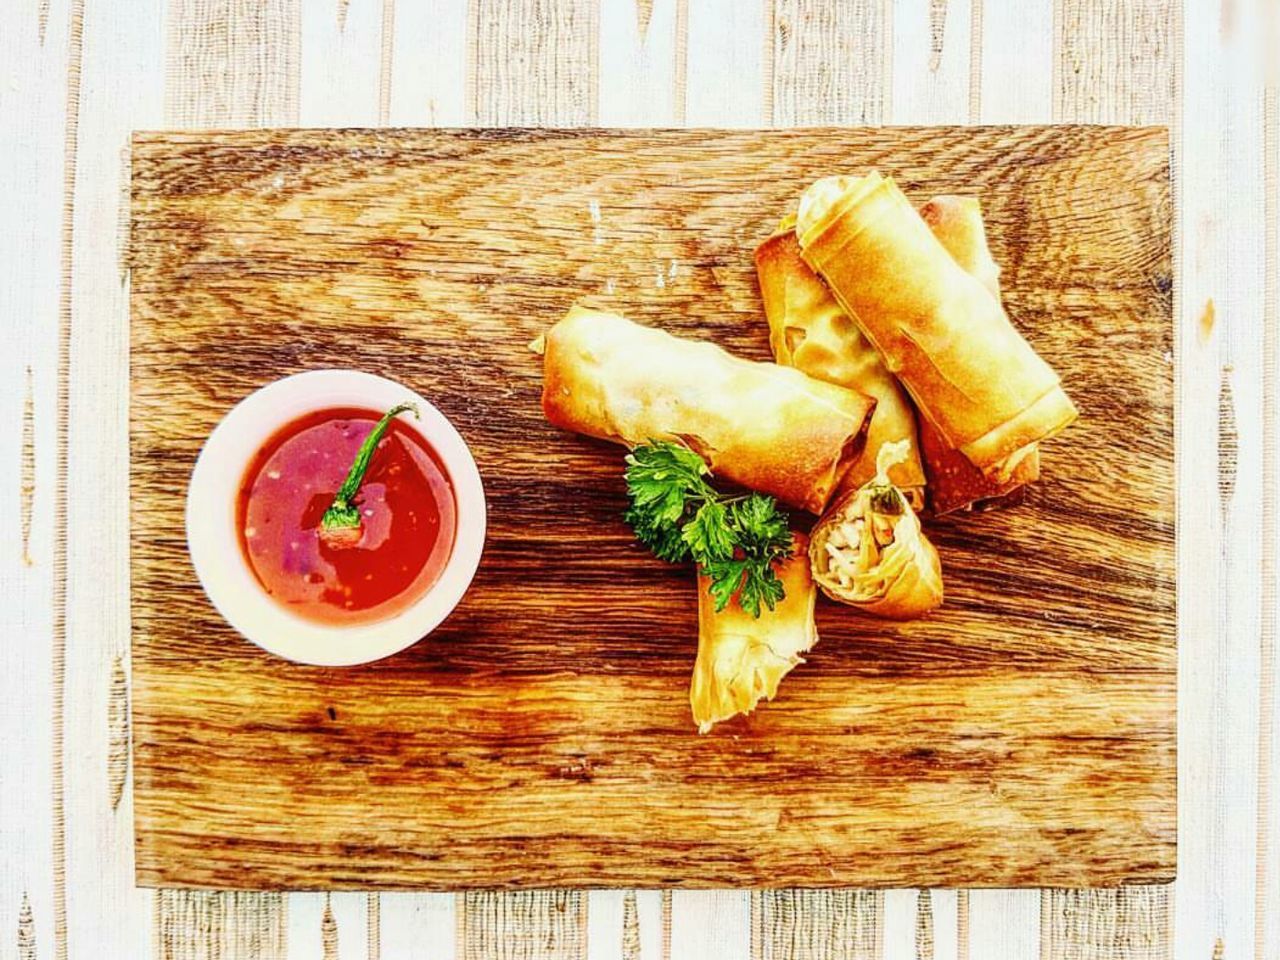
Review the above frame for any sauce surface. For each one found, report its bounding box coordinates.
[237,407,456,625]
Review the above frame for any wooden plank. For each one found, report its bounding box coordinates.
[296,4,390,946]
[56,1,169,955]
[164,0,300,126]
[288,892,369,960]
[684,0,764,127]
[753,891,880,960]
[671,892,748,960]
[1174,1,1270,958]
[978,0,1053,123]
[1046,5,1178,957]
[1053,0,1173,124]
[0,2,74,957]
[1259,77,1280,960]
[880,889,914,959]
[0,0,68,576]
[463,1,604,947]
[883,6,974,947]
[927,890,960,960]
[155,0,301,954]
[377,892,457,960]
[129,126,1172,890]
[597,0,684,126]
[387,0,469,125]
[468,0,599,125]
[890,0,974,124]
[298,0,385,126]
[767,0,890,124]
[680,6,766,950]
[458,891,586,960]
[585,890,623,960]
[1040,888,1170,960]
[154,891,286,960]
[967,891,1037,959]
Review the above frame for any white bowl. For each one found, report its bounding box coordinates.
[185,369,486,666]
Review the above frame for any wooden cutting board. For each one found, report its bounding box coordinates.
[130,126,1174,890]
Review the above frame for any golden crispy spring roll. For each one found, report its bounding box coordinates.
[755,217,927,504]
[809,442,943,619]
[691,533,817,733]
[796,172,1077,482]
[916,195,1041,513]
[917,417,1040,514]
[919,195,1002,298]
[538,306,876,514]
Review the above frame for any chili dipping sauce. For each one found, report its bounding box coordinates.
[237,407,456,625]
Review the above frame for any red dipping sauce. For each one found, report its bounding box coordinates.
[237,407,456,625]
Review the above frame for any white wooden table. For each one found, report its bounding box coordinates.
[1,1,1276,958]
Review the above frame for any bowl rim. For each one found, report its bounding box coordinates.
[185,369,486,666]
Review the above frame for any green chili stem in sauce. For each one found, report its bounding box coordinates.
[319,402,419,545]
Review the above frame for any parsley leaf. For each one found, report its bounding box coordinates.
[682,500,735,562]
[731,494,793,557]
[622,440,793,618]
[703,557,748,613]
[737,564,786,618]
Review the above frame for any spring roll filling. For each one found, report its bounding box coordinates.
[818,484,903,596]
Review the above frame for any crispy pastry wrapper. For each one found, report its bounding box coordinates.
[691,532,818,734]
[754,217,926,504]
[915,195,1038,512]
[796,172,1077,482]
[539,306,876,514]
[919,195,1002,298]
[809,441,943,619]
[918,416,1040,514]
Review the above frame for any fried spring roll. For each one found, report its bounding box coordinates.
[538,306,876,514]
[796,172,1077,482]
[916,194,1042,513]
[691,533,818,733]
[919,195,1002,298]
[809,441,943,620]
[755,217,927,504]
[917,416,1040,514]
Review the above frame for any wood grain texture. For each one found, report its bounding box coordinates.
[1054,0,1173,124]
[128,126,1173,891]
[1040,887,1170,960]
[1173,3,1273,958]
[164,0,300,127]
[755,890,881,960]
[155,0,297,952]
[915,890,933,960]
[469,0,599,125]
[1049,4,1180,959]
[768,0,889,125]
[1259,73,1280,960]
[459,891,585,960]
[153,890,286,960]
[891,0,974,124]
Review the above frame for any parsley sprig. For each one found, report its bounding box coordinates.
[623,441,794,618]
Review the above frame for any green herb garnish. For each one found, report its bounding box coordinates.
[320,402,418,546]
[623,440,793,617]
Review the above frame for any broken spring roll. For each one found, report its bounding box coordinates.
[809,441,943,619]
[691,532,818,733]
[796,172,1077,482]
[755,217,927,504]
[538,306,876,514]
